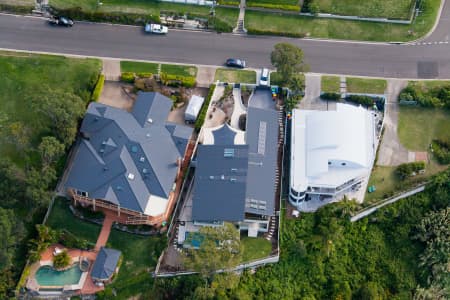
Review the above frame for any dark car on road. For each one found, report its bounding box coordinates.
[48,16,74,27]
[226,58,246,68]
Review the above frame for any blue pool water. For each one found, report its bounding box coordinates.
[35,264,82,286]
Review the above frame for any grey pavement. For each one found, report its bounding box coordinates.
[298,74,336,111]
[422,0,450,42]
[98,81,134,111]
[1,14,450,79]
[196,66,217,88]
[102,59,121,81]
[377,79,414,166]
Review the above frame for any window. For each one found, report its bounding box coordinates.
[341,162,346,166]
[76,190,88,197]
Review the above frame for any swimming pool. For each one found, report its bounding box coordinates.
[35,264,82,286]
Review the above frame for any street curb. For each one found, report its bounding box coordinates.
[406,0,446,44]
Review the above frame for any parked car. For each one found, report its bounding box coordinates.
[226,58,246,68]
[144,23,168,34]
[48,16,74,27]
[259,68,269,86]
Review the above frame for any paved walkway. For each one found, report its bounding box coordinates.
[196,66,217,88]
[94,214,114,251]
[233,0,247,33]
[102,59,121,81]
[377,79,414,166]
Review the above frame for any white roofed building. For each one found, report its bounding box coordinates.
[289,103,376,211]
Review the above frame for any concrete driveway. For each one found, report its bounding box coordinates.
[98,81,135,111]
[298,73,336,111]
[377,79,414,166]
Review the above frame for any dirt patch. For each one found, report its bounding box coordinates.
[98,81,135,111]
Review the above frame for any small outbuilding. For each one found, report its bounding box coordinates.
[185,95,205,123]
[91,247,122,283]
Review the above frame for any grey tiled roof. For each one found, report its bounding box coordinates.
[65,92,193,214]
[245,87,279,216]
[192,145,249,222]
[91,247,121,280]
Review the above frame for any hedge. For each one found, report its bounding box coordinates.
[246,2,300,11]
[219,0,240,6]
[395,161,426,180]
[49,7,160,25]
[321,92,341,100]
[345,95,375,107]
[91,74,105,101]
[160,73,196,88]
[246,28,306,38]
[136,72,153,78]
[0,4,33,14]
[208,16,233,33]
[432,139,450,164]
[399,84,450,108]
[121,72,135,83]
[195,84,216,131]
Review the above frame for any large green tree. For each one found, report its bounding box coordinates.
[38,136,65,169]
[270,43,309,85]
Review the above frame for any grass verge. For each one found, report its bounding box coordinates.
[241,237,272,262]
[215,68,256,84]
[161,64,197,77]
[398,106,450,151]
[316,0,414,19]
[120,61,159,74]
[321,75,340,93]
[245,0,440,42]
[346,77,387,94]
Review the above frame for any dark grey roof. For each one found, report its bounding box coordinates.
[212,124,237,145]
[91,247,121,280]
[65,92,193,214]
[245,87,279,216]
[192,145,249,222]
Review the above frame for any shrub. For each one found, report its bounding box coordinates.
[136,72,153,78]
[195,84,216,131]
[58,229,94,250]
[321,92,341,100]
[160,73,196,88]
[50,7,160,25]
[395,161,426,180]
[398,83,450,108]
[218,0,240,5]
[345,94,374,107]
[246,29,306,38]
[121,72,135,83]
[246,2,300,11]
[53,250,71,269]
[0,4,33,14]
[91,74,105,101]
[432,139,450,164]
[208,17,233,33]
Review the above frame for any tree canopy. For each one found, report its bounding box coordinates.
[270,43,308,85]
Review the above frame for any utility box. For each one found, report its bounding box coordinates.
[185,95,205,124]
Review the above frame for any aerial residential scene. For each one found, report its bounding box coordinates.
[0,0,449,299]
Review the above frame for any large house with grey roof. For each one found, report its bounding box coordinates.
[65,92,193,226]
[189,87,280,237]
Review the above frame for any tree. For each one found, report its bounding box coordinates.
[6,121,31,152]
[28,225,58,262]
[38,136,65,169]
[271,43,309,85]
[0,208,24,270]
[31,87,85,146]
[183,223,241,295]
[53,250,71,269]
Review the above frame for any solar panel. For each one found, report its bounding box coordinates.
[257,121,267,155]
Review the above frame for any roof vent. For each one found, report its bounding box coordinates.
[221,175,225,180]
[116,185,123,191]
[103,166,108,171]
[224,148,235,158]
[146,133,151,138]
[230,178,237,182]
[140,157,145,162]
[131,146,138,153]
[142,168,148,174]
[94,117,99,122]
[209,176,214,180]
[102,140,107,145]
[99,149,105,154]
[147,118,153,124]
[231,168,238,172]
[127,173,135,180]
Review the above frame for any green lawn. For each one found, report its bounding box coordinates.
[316,0,414,19]
[241,237,272,262]
[321,75,340,93]
[398,106,450,151]
[0,0,34,5]
[161,64,197,77]
[46,198,101,244]
[0,52,101,166]
[245,0,440,42]
[120,61,159,74]
[49,0,239,29]
[346,77,387,94]
[105,229,166,298]
[215,68,256,84]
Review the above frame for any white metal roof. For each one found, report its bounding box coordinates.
[290,104,375,192]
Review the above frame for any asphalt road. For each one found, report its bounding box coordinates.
[0,13,449,79]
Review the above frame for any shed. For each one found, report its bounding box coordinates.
[185,95,205,123]
[91,247,122,282]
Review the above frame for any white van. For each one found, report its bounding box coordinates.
[259,68,269,86]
